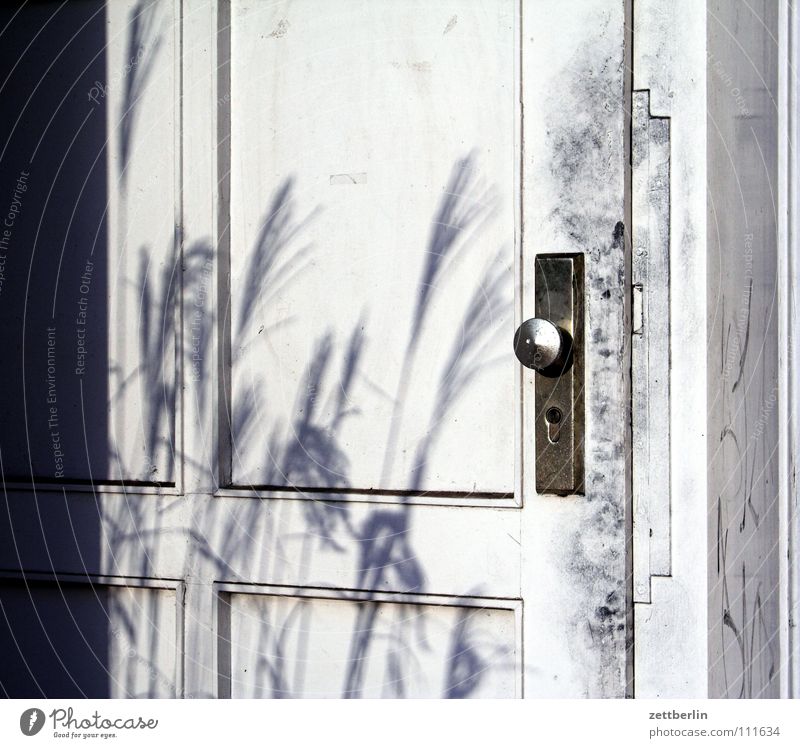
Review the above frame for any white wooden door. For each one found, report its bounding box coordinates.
[0,0,631,698]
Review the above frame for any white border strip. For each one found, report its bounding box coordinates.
[779,0,800,700]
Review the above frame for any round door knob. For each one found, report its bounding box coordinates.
[513,318,572,374]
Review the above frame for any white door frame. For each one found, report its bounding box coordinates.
[633,0,797,699]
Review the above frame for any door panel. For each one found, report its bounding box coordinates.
[0,578,178,698]
[228,0,517,495]
[219,586,519,698]
[105,0,180,485]
[0,0,179,484]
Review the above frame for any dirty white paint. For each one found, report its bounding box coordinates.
[520,0,631,697]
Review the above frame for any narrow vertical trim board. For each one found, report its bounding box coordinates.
[633,0,709,698]
[632,91,672,605]
[778,0,799,699]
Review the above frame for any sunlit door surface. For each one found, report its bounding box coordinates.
[0,0,631,699]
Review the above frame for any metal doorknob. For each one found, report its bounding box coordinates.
[513,318,573,374]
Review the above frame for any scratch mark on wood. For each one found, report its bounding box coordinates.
[330,173,367,185]
[732,278,753,392]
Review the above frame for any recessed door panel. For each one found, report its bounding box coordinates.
[0,0,178,484]
[221,589,518,698]
[0,580,177,698]
[228,0,517,495]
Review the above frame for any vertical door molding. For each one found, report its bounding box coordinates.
[633,0,709,698]
[778,0,799,700]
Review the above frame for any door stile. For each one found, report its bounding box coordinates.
[519,0,633,697]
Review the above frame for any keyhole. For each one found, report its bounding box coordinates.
[546,406,562,444]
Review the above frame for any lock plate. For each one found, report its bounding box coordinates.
[534,254,584,494]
